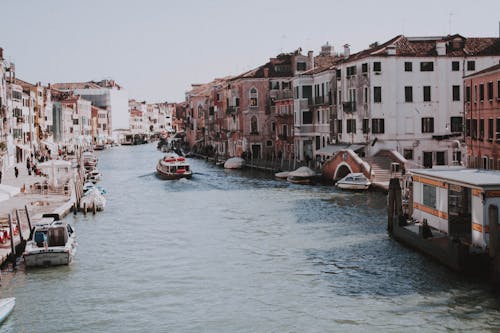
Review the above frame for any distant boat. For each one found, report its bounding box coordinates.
[0,297,15,324]
[224,157,245,169]
[274,171,289,179]
[286,166,316,184]
[336,173,371,190]
[156,153,192,180]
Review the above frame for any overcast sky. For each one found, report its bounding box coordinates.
[1,0,499,103]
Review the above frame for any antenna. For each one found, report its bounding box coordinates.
[448,11,454,35]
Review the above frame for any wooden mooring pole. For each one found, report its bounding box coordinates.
[387,178,403,234]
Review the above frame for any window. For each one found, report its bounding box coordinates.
[488,82,493,100]
[373,62,381,72]
[404,62,412,72]
[452,85,460,101]
[466,86,471,102]
[489,118,494,141]
[250,88,258,108]
[421,117,434,133]
[450,117,462,133]
[466,119,470,137]
[480,119,484,139]
[467,60,475,71]
[336,69,341,78]
[302,111,312,124]
[497,118,500,141]
[436,152,445,165]
[374,86,382,103]
[403,149,413,160]
[372,118,385,134]
[337,119,342,133]
[423,184,437,209]
[364,87,368,104]
[250,116,258,133]
[420,62,434,71]
[451,61,460,71]
[423,86,431,102]
[347,65,357,76]
[346,119,356,133]
[479,84,485,101]
[361,63,368,73]
[73,119,79,125]
[362,118,369,133]
[405,86,413,102]
[472,119,478,138]
[266,140,273,147]
[297,62,307,71]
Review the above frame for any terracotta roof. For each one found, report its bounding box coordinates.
[130,109,143,117]
[14,78,37,89]
[464,63,500,78]
[340,34,500,64]
[51,82,103,90]
[230,52,295,81]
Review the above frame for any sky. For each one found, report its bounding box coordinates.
[1,0,499,103]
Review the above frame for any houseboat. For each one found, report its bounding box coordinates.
[388,167,500,275]
[156,153,192,180]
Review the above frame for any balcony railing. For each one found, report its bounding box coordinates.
[226,106,239,114]
[342,101,356,112]
[274,90,294,101]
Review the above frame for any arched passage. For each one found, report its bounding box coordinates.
[334,163,352,180]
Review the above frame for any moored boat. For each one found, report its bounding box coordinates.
[156,153,192,180]
[224,157,245,169]
[0,297,15,324]
[336,173,371,190]
[80,187,107,212]
[287,166,316,184]
[23,219,76,267]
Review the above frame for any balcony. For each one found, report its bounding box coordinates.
[274,90,294,101]
[342,101,356,112]
[226,106,239,115]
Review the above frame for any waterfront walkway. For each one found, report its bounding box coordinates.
[0,160,78,265]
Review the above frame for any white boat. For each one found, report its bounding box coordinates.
[156,153,192,180]
[336,173,371,190]
[23,219,76,267]
[85,168,102,183]
[224,157,245,169]
[82,151,97,167]
[0,297,15,324]
[80,188,106,212]
[287,166,316,184]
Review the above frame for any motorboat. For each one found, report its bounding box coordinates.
[93,143,105,150]
[82,151,97,167]
[23,219,76,267]
[0,297,15,324]
[156,152,192,180]
[287,166,316,184]
[336,173,371,190]
[80,188,107,212]
[83,182,106,195]
[85,168,102,183]
[224,157,245,169]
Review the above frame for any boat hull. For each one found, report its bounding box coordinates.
[24,250,73,267]
[0,298,15,324]
[156,166,192,180]
[336,183,371,190]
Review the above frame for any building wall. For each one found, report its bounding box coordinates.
[464,67,500,169]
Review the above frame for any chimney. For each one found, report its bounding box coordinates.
[344,44,350,58]
[436,41,446,56]
[263,67,269,77]
[386,44,396,55]
[308,50,314,69]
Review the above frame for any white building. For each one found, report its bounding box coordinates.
[334,34,500,167]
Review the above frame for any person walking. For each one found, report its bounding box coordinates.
[0,170,2,184]
[14,166,18,178]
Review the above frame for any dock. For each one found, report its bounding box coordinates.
[0,156,84,266]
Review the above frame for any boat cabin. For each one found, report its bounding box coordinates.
[410,168,500,251]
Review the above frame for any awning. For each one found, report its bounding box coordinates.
[315,144,365,157]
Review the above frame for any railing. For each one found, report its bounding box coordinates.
[274,90,294,100]
[226,106,238,114]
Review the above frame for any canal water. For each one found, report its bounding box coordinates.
[1,143,500,332]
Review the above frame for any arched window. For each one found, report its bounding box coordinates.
[250,88,258,108]
[251,116,258,134]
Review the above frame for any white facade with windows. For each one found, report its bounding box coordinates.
[334,35,500,167]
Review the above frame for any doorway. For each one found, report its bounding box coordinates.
[423,152,432,168]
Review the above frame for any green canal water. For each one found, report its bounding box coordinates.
[1,143,500,332]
